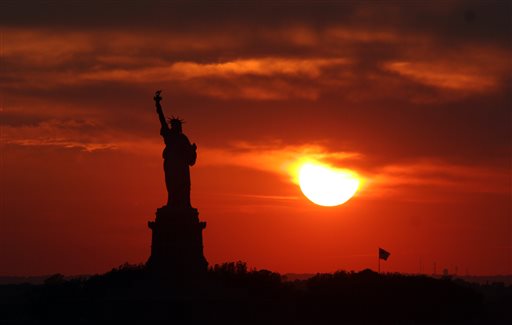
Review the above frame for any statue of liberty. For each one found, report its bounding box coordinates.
[147,90,207,276]
[153,90,197,208]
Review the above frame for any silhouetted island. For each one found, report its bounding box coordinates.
[1,263,511,324]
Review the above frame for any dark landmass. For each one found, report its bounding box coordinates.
[0,275,91,285]
[5,273,510,286]
[1,262,511,324]
[457,275,512,286]
[282,273,315,282]
[0,276,51,285]
[283,273,512,286]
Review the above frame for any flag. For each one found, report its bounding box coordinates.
[379,248,390,261]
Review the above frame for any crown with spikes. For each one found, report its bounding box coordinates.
[167,116,185,126]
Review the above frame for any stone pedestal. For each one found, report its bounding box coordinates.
[147,205,208,278]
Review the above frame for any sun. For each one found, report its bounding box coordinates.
[298,162,360,206]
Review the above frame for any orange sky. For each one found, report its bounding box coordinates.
[1,0,510,276]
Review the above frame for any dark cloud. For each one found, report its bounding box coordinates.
[0,110,48,127]
[2,0,510,48]
[0,0,357,29]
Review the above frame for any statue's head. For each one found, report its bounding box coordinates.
[168,117,183,133]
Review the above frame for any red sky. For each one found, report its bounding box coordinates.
[1,0,510,276]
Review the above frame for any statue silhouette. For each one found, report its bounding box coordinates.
[154,91,197,208]
[148,90,207,278]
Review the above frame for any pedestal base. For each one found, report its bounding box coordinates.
[147,205,208,279]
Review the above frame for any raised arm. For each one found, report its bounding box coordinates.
[154,90,169,131]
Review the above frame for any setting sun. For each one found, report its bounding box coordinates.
[298,162,360,206]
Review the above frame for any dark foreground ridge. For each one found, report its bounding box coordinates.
[1,263,511,324]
